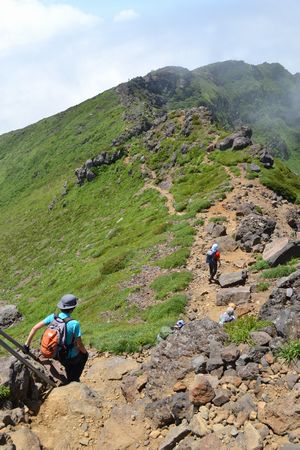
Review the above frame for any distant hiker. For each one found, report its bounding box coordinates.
[219,306,236,325]
[24,294,88,384]
[174,319,185,330]
[206,243,221,282]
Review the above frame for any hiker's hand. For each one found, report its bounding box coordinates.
[23,344,30,354]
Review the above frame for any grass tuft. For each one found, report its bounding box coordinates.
[277,340,300,362]
[225,316,272,344]
[151,271,192,300]
[157,248,190,269]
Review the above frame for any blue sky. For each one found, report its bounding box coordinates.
[0,0,299,134]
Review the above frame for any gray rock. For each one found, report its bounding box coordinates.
[205,223,227,238]
[285,373,299,389]
[263,238,300,266]
[216,136,234,151]
[192,355,207,374]
[218,270,247,288]
[221,345,240,364]
[158,423,190,450]
[232,393,257,416]
[259,270,300,339]
[249,331,272,346]
[260,150,274,168]
[216,286,251,305]
[212,388,230,406]
[236,363,259,380]
[250,163,261,173]
[0,305,21,328]
[232,136,252,150]
[145,392,193,428]
[206,356,224,372]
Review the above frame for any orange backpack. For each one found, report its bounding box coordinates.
[40,315,74,360]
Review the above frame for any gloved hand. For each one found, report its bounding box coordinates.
[23,344,30,354]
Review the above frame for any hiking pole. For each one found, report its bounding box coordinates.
[0,337,56,387]
[0,328,39,362]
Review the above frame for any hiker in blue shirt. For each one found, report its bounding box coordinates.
[24,294,88,383]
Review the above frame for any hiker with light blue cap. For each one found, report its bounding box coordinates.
[206,243,221,282]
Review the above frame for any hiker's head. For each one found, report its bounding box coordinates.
[211,243,219,252]
[226,306,235,316]
[57,294,78,311]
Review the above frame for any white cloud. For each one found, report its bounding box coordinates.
[0,0,98,54]
[113,9,139,23]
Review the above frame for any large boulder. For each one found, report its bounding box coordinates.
[216,286,251,305]
[143,319,227,400]
[235,214,276,252]
[216,126,252,151]
[218,270,247,288]
[259,270,300,339]
[263,238,300,266]
[258,393,300,435]
[0,305,21,328]
[205,223,227,238]
[260,150,274,168]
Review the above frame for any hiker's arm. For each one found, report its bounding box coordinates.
[25,321,46,347]
[75,336,87,354]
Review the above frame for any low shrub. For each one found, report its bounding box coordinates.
[209,216,227,223]
[249,258,270,271]
[225,316,272,344]
[260,265,296,279]
[101,252,132,275]
[256,282,270,292]
[0,385,10,404]
[157,248,190,269]
[151,271,192,299]
[277,340,300,362]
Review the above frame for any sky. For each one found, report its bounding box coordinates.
[0,0,299,134]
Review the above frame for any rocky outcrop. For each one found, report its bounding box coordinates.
[0,305,21,328]
[75,149,124,185]
[249,144,274,168]
[259,270,300,339]
[216,126,252,151]
[235,214,276,252]
[143,319,227,400]
[262,237,300,266]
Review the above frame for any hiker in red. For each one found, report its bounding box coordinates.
[206,243,221,282]
[24,294,88,384]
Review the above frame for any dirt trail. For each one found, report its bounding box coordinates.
[185,164,293,323]
[139,164,179,215]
